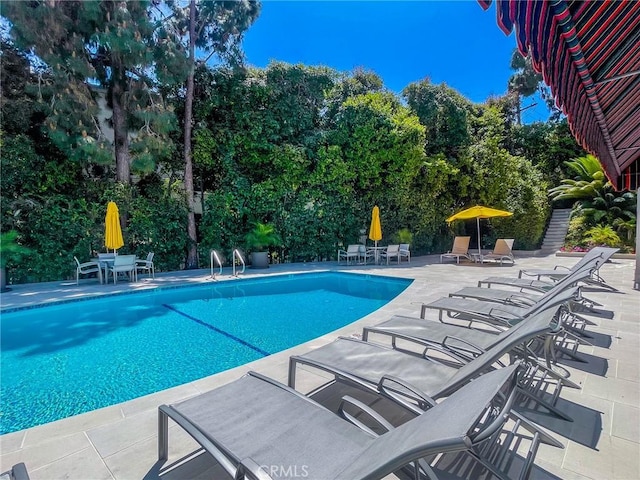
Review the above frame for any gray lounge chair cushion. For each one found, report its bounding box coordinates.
[171,374,371,478]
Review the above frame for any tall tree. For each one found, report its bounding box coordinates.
[507,49,543,125]
[165,0,260,268]
[3,0,186,183]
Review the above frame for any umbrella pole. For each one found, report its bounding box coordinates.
[476,217,482,258]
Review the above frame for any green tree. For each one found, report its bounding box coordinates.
[507,49,543,125]
[4,0,186,183]
[165,0,260,268]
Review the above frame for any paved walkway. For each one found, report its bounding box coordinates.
[0,253,638,479]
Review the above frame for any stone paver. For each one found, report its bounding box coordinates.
[1,253,638,479]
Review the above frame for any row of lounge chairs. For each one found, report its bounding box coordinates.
[157,246,618,479]
[441,237,515,265]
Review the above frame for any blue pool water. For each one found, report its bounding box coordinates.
[0,272,411,434]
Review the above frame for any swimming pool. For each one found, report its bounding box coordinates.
[0,272,411,434]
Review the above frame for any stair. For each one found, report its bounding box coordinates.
[539,208,572,254]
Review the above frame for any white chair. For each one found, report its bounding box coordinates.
[337,244,362,265]
[399,243,411,262]
[136,252,155,279]
[109,254,137,284]
[74,256,102,285]
[380,244,401,265]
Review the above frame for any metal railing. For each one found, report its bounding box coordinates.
[210,250,223,279]
[232,249,245,277]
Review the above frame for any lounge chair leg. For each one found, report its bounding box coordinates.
[158,408,169,461]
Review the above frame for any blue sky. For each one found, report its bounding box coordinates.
[242,1,550,123]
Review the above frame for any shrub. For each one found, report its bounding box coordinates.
[581,225,621,248]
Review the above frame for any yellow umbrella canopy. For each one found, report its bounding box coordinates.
[368,205,382,247]
[446,205,512,256]
[104,201,124,252]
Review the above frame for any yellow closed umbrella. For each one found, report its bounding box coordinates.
[368,205,382,247]
[104,201,124,252]
[446,205,512,256]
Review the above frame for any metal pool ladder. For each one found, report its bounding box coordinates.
[210,250,223,279]
[232,249,245,277]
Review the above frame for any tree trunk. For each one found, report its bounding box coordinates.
[111,75,130,184]
[183,0,198,269]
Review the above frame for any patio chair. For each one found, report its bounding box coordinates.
[363,310,586,380]
[0,463,30,480]
[135,252,155,279]
[74,256,102,285]
[159,366,559,480]
[399,243,411,262]
[380,244,401,265]
[481,238,515,265]
[518,246,619,291]
[440,236,472,263]
[337,244,362,265]
[420,285,589,337]
[451,267,599,312]
[108,254,137,284]
[291,305,575,420]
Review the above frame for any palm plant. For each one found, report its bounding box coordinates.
[549,154,637,227]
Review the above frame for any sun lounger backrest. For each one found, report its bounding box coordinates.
[493,238,514,255]
[336,365,519,479]
[437,308,557,397]
[451,236,471,254]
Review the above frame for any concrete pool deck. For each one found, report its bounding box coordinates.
[0,253,638,479]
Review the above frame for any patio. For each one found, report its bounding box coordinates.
[0,252,638,479]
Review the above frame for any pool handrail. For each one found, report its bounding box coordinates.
[233,249,245,277]
[210,250,223,279]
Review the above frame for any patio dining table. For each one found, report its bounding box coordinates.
[367,246,387,265]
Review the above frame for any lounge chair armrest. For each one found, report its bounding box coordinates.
[378,375,437,412]
[506,294,537,306]
[339,395,394,436]
[237,458,275,480]
[442,335,486,358]
[553,265,571,271]
[419,342,469,366]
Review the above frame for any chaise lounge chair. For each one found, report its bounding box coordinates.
[290,306,574,421]
[518,246,619,291]
[440,236,472,264]
[0,463,30,480]
[159,366,559,480]
[481,238,515,265]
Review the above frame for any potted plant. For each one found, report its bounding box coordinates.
[245,222,282,269]
[0,230,32,292]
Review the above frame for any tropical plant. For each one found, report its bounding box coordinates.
[582,225,621,248]
[245,222,281,252]
[393,228,413,244]
[549,154,636,227]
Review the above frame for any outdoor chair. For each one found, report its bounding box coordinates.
[135,252,155,279]
[420,285,589,338]
[450,267,599,313]
[290,306,574,421]
[363,310,585,383]
[481,238,515,265]
[159,366,559,480]
[108,254,137,284]
[518,246,619,291]
[380,244,401,264]
[440,236,472,263]
[74,256,102,285]
[337,244,362,265]
[399,243,411,262]
[0,463,30,480]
